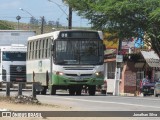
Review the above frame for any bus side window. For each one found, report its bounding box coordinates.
[35,40,38,59]
[38,40,41,59]
[45,39,48,58]
[48,39,51,58]
[28,42,31,60]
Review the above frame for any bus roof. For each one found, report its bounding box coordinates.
[28,31,59,41]
[28,30,101,41]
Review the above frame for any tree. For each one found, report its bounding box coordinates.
[0,20,14,30]
[48,21,55,26]
[65,0,160,55]
[29,17,39,25]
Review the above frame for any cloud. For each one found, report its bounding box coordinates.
[0,0,21,9]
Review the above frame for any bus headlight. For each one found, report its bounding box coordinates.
[95,72,103,76]
[54,71,64,76]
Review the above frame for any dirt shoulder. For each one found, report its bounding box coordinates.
[0,100,130,120]
[0,95,73,111]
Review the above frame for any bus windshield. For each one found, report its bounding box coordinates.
[2,51,26,61]
[54,39,104,65]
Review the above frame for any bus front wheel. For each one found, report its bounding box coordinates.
[88,85,96,95]
[69,87,75,95]
[76,86,82,95]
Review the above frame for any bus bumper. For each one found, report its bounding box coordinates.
[51,75,104,86]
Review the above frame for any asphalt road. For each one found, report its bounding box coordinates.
[36,91,160,111]
[0,90,160,111]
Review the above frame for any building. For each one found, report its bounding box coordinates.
[103,33,160,95]
[0,30,35,46]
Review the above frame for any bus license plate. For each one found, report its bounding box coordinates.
[75,77,83,81]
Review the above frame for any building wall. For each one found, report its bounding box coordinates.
[120,61,137,93]
[0,30,36,46]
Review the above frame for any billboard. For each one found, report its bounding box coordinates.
[103,32,119,59]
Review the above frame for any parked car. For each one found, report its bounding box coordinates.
[140,78,155,96]
[154,81,160,97]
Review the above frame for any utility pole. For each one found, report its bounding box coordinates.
[68,6,72,29]
[113,39,123,96]
[41,16,44,34]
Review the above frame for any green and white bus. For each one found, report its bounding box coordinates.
[27,30,104,95]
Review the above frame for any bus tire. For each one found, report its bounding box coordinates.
[76,88,82,95]
[50,85,56,95]
[69,87,75,95]
[88,85,96,96]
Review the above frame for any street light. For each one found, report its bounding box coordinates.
[19,8,44,34]
[19,8,34,30]
[19,8,34,18]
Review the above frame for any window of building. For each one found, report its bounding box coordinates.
[107,62,116,79]
[136,70,144,87]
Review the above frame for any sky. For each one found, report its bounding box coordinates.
[0,0,91,27]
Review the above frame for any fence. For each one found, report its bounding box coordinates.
[0,82,39,98]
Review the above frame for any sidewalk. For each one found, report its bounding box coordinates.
[119,92,144,97]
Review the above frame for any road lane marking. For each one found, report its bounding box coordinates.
[50,96,160,109]
[103,96,160,101]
